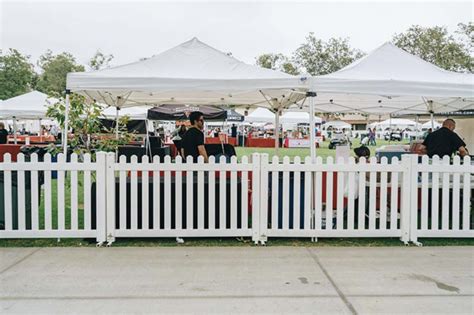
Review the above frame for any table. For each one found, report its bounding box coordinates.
[246,137,275,148]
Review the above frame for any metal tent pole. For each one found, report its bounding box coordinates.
[13,117,18,144]
[115,107,120,140]
[308,91,317,162]
[63,90,71,155]
[415,115,419,140]
[274,109,280,155]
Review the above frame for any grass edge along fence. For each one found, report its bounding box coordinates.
[0,152,472,246]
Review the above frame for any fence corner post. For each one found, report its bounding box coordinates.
[105,152,116,245]
[95,151,107,244]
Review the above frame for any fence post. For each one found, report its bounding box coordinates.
[251,153,261,244]
[400,154,415,245]
[106,152,116,245]
[259,154,269,245]
[95,152,107,245]
[409,155,422,245]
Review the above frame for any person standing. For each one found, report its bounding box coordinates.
[0,122,8,144]
[420,119,469,158]
[231,124,237,138]
[181,111,209,162]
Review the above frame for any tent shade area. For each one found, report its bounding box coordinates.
[0,91,55,119]
[369,118,418,131]
[244,108,275,123]
[310,43,474,115]
[147,104,227,121]
[321,120,352,130]
[280,111,322,124]
[67,37,307,110]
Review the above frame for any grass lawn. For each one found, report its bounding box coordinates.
[2,139,472,247]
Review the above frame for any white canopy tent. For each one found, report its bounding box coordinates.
[310,43,474,115]
[421,120,441,130]
[66,37,308,154]
[0,91,58,143]
[321,120,352,130]
[280,111,322,124]
[244,108,276,123]
[102,106,150,120]
[369,118,419,131]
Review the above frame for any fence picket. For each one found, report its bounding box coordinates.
[164,156,172,230]
[326,157,334,230]
[336,157,344,230]
[347,157,356,231]
[17,154,26,231]
[57,153,66,230]
[304,156,312,231]
[208,156,215,229]
[241,156,249,230]
[44,153,52,230]
[282,156,290,230]
[119,155,127,230]
[230,156,238,230]
[197,156,205,230]
[431,156,440,230]
[153,156,160,230]
[452,156,461,230]
[31,153,39,230]
[358,157,366,230]
[4,154,13,231]
[70,153,78,231]
[187,156,194,229]
[379,157,388,231]
[175,156,183,230]
[420,155,429,230]
[83,154,91,230]
[271,156,279,229]
[293,156,301,230]
[441,156,450,230]
[390,157,399,230]
[462,156,471,231]
[141,155,149,230]
[314,157,323,230]
[368,157,377,230]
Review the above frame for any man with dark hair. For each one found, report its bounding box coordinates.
[420,118,469,158]
[181,111,208,162]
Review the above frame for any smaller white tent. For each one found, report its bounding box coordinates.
[0,91,56,119]
[280,111,322,124]
[102,106,150,120]
[244,107,275,123]
[421,120,441,130]
[369,118,419,131]
[322,120,351,130]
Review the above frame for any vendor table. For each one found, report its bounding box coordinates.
[246,137,275,148]
[8,135,55,143]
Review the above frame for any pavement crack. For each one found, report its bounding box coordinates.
[306,247,358,315]
[0,248,42,275]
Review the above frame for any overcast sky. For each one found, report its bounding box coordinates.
[1,0,472,69]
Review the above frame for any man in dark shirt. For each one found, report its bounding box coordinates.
[421,119,468,158]
[181,111,208,162]
[231,124,237,138]
[0,122,8,144]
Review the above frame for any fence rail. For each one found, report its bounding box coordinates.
[0,152,472,245]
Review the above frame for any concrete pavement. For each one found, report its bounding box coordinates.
[0,246,472,314]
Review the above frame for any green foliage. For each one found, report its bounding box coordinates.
[256,53,299,75]
[88,50,114,70]
[36,50,85,95]
[46,93,133,155]
[393,24,473,72]
[293,34,365,75]
[0,49,35,100]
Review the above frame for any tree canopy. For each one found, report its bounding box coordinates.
[0,49,35,100]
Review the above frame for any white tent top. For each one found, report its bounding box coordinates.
[67,38,307,109]
[310,43,474,114]
[421,120,442,129]
[369,118,418,130]
[0,91,56,119]
[280,111,322,124]
[321,120,352,130]
[102,106,150,120]
[244,107,275,123]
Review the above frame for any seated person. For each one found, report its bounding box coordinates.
[419,119,469,158]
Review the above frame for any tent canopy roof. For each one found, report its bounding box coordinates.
[67,38,307,109]
[280,111,322,124]
[0,91,55,119]
[308,43,474,115]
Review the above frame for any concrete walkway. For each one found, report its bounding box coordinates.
[0,246,472,314]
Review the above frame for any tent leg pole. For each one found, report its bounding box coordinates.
[63,90,70,155]
[309,93,316,162]
[274,110,279,157]
[115,107,119,140]
[430,113,434,130]
[415,115,419,140]
[13,118,17,144]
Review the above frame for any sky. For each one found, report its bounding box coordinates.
[1,0,472,69]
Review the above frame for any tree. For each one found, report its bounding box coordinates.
[36,50,85,95]
[293,34,365,75]
[256,53,299,75]
[88,51,114,70]
[0,49,35,100]
[393,24,473,72]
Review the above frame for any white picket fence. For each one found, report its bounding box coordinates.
[0,151,472,245]
[0,152,106,242]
